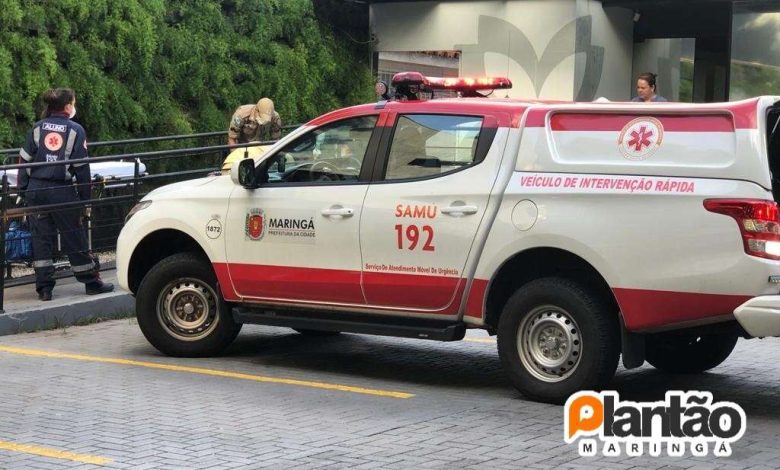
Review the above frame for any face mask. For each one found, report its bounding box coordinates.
[68,107,76,119]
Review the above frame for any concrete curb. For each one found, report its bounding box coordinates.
[0,292,135,336]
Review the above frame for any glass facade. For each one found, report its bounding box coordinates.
[679,39,695,102]
[370,1,780,102]
[730,3,780,100]
[631,38,695,102]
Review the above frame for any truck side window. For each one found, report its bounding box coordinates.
[385,114,483,181]
[270,115,377,184]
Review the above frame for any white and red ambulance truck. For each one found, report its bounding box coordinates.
[117,73,780,403]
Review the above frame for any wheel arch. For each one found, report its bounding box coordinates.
[127,229,209,295]
[484,247,621,331]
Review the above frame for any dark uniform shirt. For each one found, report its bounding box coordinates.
[19,113,91,201]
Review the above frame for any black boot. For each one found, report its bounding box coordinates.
[38,290,52,301]
[85,281,114,295]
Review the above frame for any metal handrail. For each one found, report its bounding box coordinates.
[0,124,300,156]
[0,140,272,170]
[0,130,222,156]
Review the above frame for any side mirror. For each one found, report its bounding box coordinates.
[232,158,258,189]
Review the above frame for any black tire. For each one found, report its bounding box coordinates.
[646,330,738,373]
[497,277,620,404]
[136,253,242,357]
[293,328,341,337]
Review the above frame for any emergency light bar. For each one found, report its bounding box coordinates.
[391,71,512,98]
[427,76,513,90]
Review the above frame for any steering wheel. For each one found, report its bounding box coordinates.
[308,160,338,182]
[341,157,362,174]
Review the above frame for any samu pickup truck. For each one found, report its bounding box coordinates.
[117,73,780,403]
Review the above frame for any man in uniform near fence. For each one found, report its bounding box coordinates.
[18,87,114,301]
[227,98,282,146]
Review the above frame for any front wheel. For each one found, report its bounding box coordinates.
[646,330,738,373]
[497,278,620,404]
[136,253,242,357]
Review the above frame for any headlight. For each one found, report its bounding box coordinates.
[125,200,152,223]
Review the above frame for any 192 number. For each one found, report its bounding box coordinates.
[395,224,435,251]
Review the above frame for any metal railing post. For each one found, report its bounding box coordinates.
[133,158,140,204]
[0,173,8,312]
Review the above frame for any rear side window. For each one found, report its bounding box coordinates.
[385,114,484,181]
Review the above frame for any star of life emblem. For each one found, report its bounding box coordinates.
[44,132,63,152]
[245,208,265,241]
[618,117,664,161]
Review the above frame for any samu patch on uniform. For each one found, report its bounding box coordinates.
[44,132,63,151]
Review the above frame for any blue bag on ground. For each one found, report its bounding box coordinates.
[5,220,32,261]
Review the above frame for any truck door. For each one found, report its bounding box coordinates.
[360,113,501,314]
[224,114,380,304]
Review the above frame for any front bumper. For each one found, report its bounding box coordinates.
[734,296,780,337]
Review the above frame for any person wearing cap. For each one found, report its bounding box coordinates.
[227,98,283,145]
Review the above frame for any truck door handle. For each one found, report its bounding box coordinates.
[321,206,354,217]
[441,204,478,216]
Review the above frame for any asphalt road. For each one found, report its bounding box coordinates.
[0,320,779,469]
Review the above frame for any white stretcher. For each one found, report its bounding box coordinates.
[0,160,147,188]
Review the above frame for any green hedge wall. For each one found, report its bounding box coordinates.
[0,0,373,148]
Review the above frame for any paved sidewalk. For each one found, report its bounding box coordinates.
[1,321,779,469]
[0,270,133,335]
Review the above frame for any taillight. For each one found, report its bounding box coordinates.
[704,198,780,260]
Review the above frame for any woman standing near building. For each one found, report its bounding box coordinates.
[633,72,668,102]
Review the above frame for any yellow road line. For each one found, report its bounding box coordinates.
[0,440,112,465]
[0,345,414,399]
[464,337,496,344]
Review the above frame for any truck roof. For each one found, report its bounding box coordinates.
[308,97,773,130]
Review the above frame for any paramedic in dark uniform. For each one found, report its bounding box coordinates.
[18,88,114,301]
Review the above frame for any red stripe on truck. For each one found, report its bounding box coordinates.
[525,98,759,130]
[221,263,365,304]
[464,279,489,318]
[214,262,753,330]
[213,262,240,302]
[362,271,463,311]
[307,101,522,128]
[729,98,759,129]
[549,113,735,132]
[213,262,465,314]
[613,288,751,331]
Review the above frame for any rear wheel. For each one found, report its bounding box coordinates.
[646,330,738,373]
[497,277,620,404]
[136,253,242,357]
